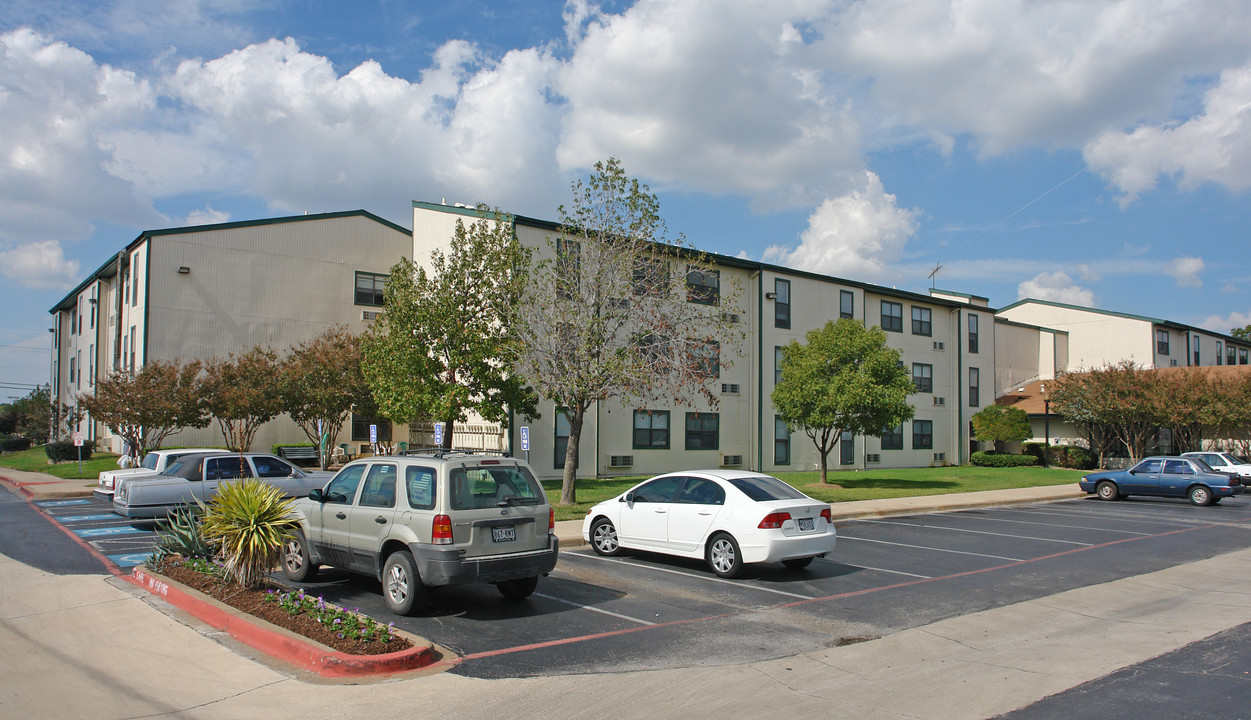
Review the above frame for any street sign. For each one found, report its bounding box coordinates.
[520,426,530,451]
[434,422,444,446]
[370,424,378,443]
[72,432,83,447]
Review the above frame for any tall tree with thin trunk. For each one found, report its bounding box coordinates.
[772,319,915,484]
[202,347,284,452]
[77,361,209,457]
[280,326,370,469]
[516,158,745,504]
[362,205,537,449]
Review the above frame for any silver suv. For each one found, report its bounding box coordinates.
[282,450,558,615]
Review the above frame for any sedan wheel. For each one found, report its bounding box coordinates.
[1096,481,1119,501]
[590,518,621,556]
[281,529,318,582]
[707,533,744,578]
[1188,485,1214,506]
[382,550,426,615]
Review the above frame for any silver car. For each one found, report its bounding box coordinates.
[95,447,223,500]
[113,452,328,518]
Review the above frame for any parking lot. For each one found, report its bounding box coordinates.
[33,492,1251,679]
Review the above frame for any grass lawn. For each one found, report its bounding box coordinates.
[0,445,121,482]
[544,465,1086,521]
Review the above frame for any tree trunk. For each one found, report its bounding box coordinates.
[560,405,586,506]
[442,413,455,450]
[818,448,829,484]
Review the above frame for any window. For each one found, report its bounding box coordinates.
[686,267,720,305]
[912,363,933,393]
[450,465,543,510]
[912,306,932,336]
[351,413,391,442]
[405,466,437,509]
[554,409,576,469]
[969,367,980,407]
[69,356,76,390]
[358,464,398,508]
[131,263,138,306]
[913,420,933,449]
[355,272,388,307]
[840,431,854,465]
[556,239,580,299]
[881,301,903,332]
[775,346,784,384]
[206,456,252,481]
[881,423,903,450]
[677,477,725,505]
[1229,344,1238,365]
[774,279,790,328]
[633,255,669,296]
[1217,341,1224,365]
[635,332,670,368]
[1242,348,1249,365]
[633,410,670,449]
[840,290,854,320]
[630,476,683,503]
[685,412,719,450]
[687,339,720,378]
[774,416,790,465]
[90,298,96,330]
[968,314,979,353]
[1156,329,1170,356]
[253,456,299,479]
[1192,335,1200,366]
[70,309,77,337]
[129,326,136,373]
[88,344,94,387]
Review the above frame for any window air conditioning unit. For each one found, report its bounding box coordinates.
[1170,360,1178,366]
[720,454,744,467]
[866,453,881,464]
[934,397,945,406]
[362,310,382,321]
[721,383,741,394]
[933,341,945,351]
[934,452,946,462]
[721,312,742,323]
[609,455,633,468]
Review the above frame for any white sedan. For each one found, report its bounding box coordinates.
[1182,451,1251,481]
[581,469,836,578]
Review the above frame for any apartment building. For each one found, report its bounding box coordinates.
[50,210,412,454]
[412,201,994,479]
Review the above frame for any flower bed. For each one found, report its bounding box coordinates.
[155,556,411,656]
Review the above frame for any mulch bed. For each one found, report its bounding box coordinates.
[156,561,412,656]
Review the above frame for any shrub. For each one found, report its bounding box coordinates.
[44,440,96,462]
[971,451,1039,468]
[1060,446,1097,470]
[149,505,217,566]
[199,478,296,589]
[1,436,32,453]
[1022,442,1046,463]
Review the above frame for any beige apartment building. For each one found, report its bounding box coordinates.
[412,201,994,480]
[50,210,412,454]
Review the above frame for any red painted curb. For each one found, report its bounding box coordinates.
[129,566,437,677]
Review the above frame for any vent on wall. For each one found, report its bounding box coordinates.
[933,341,945,351]
[609,455,633,468]
[362,310,383,321]
[866,453,881,464]
[720,454,743,467]
[933,452,946,462]
[934,397,946,406]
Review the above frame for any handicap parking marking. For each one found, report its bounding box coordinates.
[36,499,93,507]
[75,526,150,538]
[107,553,151,568]
[56,514,124,523]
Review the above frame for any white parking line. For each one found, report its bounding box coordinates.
[571,552,816,600]
[820,558,930,579]
[532,592,655,626]
[862,519,1093,546]
[1009,505,1219,527]
[939,512,1152,536]
[839,535,1023,562]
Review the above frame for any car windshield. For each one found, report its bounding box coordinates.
[1189,457,1215,473]
[141,454,160,470]
[726,475,806,502]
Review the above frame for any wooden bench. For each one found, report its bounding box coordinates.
[276,446,319,467]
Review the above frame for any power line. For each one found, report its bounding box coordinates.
[0,344,50,353]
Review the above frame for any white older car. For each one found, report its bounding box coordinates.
[95,447,223,500]
[582,469,836,578]
[1181,451,1251,481]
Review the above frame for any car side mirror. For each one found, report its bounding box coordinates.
[308,488,324,502]
[623,491,634,503]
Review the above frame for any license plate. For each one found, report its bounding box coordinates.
[798,517,814,532]
[491,526,516,542]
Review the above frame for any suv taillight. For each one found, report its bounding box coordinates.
[758,511,792,529]
[820,507,832,523]
[549,507,555,533]
[432,514,453,545]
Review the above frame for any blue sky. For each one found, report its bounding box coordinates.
[3,0,1251,393]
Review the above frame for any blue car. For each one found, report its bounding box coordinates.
[1080,456,1244,506]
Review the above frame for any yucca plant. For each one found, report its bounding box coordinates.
[149,504,217,566]
[199,478,297,589]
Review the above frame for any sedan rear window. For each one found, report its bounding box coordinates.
[726,475,806,501]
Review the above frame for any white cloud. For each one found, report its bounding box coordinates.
[182,206,231,226]
[0,240,81,289]
[0,29,164,244]
[1018,272,1096,306]
[1199,309,1251,335]
[761,172,919,282]
[1084,63,1251,204]
[1164,256,1204,287]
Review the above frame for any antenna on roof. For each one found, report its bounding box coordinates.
[928,263,943,290]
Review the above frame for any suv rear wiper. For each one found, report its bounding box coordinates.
[497,496,541,507]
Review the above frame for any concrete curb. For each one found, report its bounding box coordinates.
[129,565,440,678]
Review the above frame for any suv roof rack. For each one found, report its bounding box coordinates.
[397,448,514,459]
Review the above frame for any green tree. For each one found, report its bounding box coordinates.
[771,319,914,485]
[2,385,52,440]
[280,327,369,468]
[970,404,1033,453]
[362,205,536,449]
[516,158,745,504]
[1231,324,1251,341]
[77,361,209,458]
[202,347,283,452]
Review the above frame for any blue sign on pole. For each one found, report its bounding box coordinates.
[370,424,378,443]
[434,422,444,446]
[520,426,530,451]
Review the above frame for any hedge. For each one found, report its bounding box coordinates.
[1022,442,1097,469]
[971,451,1038,468]
[1,436,32,453]
[45,440,96,463]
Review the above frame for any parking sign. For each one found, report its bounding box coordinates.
[434,422,444,446]
[369,424,377,443]
[520,426,530,451]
